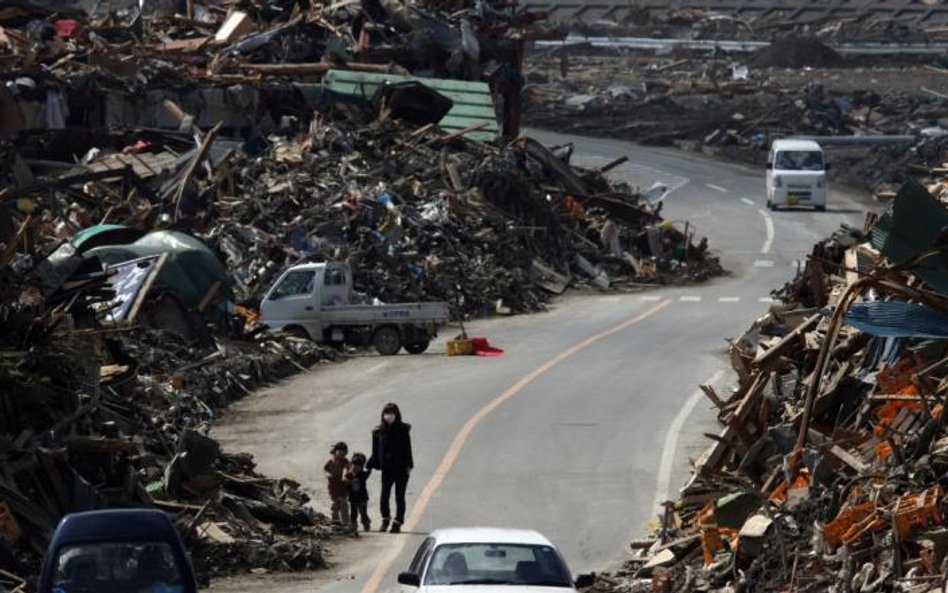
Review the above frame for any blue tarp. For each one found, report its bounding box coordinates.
[830,301,948,338]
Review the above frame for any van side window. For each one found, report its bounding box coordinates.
[270,271,315,299]
[325,268,346,286]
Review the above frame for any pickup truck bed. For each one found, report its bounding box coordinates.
[319,302,451,324]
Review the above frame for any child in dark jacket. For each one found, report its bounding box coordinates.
[324,441,351,526]
[346,452,372,531]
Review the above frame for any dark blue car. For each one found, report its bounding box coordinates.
[39,509,197,593]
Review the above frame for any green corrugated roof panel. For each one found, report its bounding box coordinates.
[871,179,948,294]
[324,70,499,141]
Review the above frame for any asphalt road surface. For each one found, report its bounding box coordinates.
[210,131,876,593]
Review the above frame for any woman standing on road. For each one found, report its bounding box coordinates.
[367,402,413,533]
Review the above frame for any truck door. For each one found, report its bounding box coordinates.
[263,269,317,326]
[322,264,351,306]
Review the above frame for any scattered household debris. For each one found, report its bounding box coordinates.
[599,179,948,593]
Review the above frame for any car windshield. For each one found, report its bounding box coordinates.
[424,543,572,587]
[51,541,184,593]
[774,150,823,171]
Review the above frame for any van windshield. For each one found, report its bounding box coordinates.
[775,150,823,171]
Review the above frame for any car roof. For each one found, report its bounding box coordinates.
[52,509,179,546]
[772,139,822,151]
[429,527,556,547]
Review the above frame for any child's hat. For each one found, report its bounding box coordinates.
[331,441,348,453]
[351,452,367,465]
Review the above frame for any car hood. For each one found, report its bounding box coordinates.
[421,586,574,593]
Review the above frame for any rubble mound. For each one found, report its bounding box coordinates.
[0,319,337,583]
[602,181,948,593]
[749,36,845,69]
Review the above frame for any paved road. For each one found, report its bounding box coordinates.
[210,131,876,593]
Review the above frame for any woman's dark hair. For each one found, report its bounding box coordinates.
[380,402,403,427]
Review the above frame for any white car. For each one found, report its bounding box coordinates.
[397,528,594,592]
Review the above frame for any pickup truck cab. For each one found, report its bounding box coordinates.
[39,509,197,593]
[259,262,450,355]
[766,139,827,211]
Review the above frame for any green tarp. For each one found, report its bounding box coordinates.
[83,230,230,307]
[324,70,498,141]
[871,179,948,294]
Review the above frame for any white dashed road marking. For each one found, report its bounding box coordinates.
[754,260,775,268]
[741,197,756,206]
[759,209,775,254]
[635,295,782,306]
[706,183,729,193]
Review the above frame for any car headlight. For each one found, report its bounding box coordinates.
[774,176,782,188]
[816,175,825,189]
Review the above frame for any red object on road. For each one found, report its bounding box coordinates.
[470,337,504,357]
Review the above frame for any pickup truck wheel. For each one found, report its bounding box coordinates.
[404,341,430,354]
[284,326,310,340]
[373,327,401,356]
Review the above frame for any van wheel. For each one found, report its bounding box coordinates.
[404,341,430,355]
[816,205,826,212]
[373,327,401,356]
[767,200,775,211]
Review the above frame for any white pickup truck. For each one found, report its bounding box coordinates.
[259,262,450,355]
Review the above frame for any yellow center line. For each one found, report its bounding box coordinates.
[361,299,673,593]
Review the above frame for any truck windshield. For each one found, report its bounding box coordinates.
[270,270,315,299]
[51,541,184,593]
[774,150,823,171]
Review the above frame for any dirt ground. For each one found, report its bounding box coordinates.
[209,533,394,593]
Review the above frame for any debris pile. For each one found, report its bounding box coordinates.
[606,180,948,592]
[0,0,542,139]
[0,235,338,581]
[0,0,725,584]
[217,119,724,318]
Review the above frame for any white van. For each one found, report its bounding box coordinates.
[766,139,827,211]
